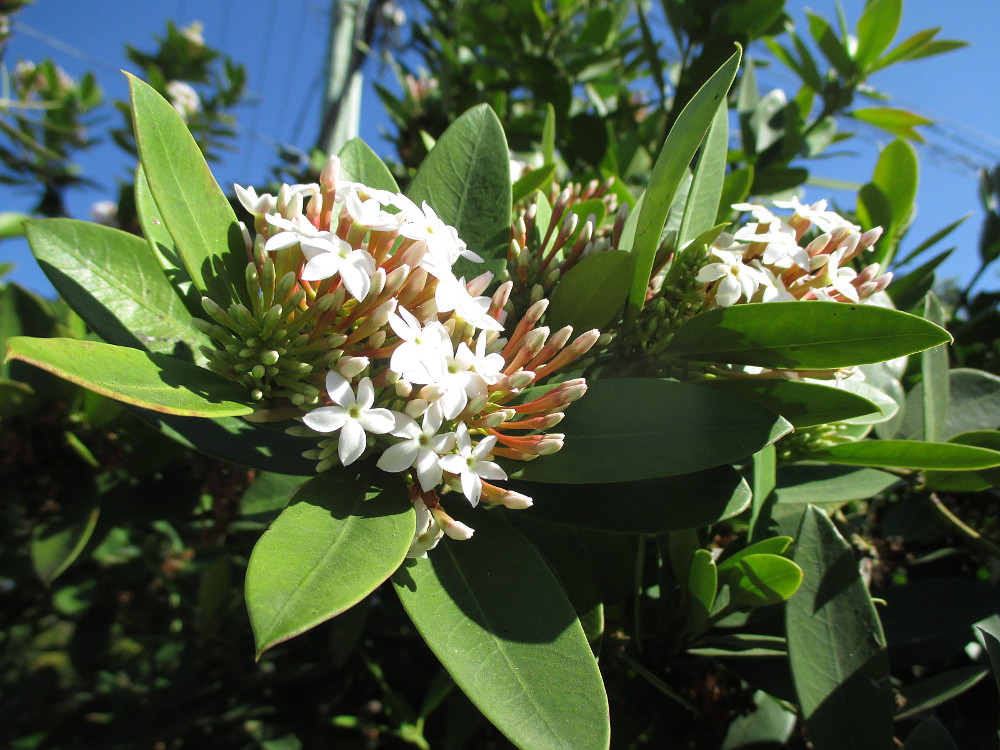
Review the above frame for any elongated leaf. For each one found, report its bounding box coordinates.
[246,467,414,656]
[547,250,632,332]
[509,466,751,533]
[851,107,932,142]
[706,378,880,428]
[806,11,856,78]
[718,537,792,572]
[774,465,900,505]
[902,717,958,750]
[806,439,1000,470]
[896,666,988,719]
[901,368,1000,441]
[512,163,556,205]
[393,507,609,750]
[128,74,247,307]
[924,431,1000,492]
[626,47,741,323]
[26,219,207,361]
[678,104,728,247]
[887,248,955,311]
[407,104,511,279]
[854,0,902,70]
[664,301,951,369]
[685,549,717,635]
[6,336,253,417]
[922,293,949,443]
[786,507,894,750]
[338,138,400,192]
[506,378,791,483]
[31,476,100,585]
[860,139,918,265]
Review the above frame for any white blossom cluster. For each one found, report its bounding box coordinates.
[696,198,890,308]
[232,157,597,556]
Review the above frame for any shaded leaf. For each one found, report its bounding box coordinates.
[774,465,900,505]
[546,250,632,332]
[246,466,414,655]
[902,717,958,750]
[806,439,1000,470]
[31,476,100,585]
[706,378,880,428]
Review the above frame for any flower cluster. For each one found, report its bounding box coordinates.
[197,156,598,556]
[695,198,891,308]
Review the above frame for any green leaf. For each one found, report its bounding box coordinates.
[393,507,609,750]
[337,138,400,192]
[887,247,955,311]
[678,105,728,247]
[921,293,949,443]
[723,553,803,607]
[718,537,792,573]
[896,666,988,720]
[924,431,1000,492]
[246,467,414,656]
[31,476,100,585]
[718,166,754,222]
[901,369,1000,441]
[542,103,556,165]
[806,11,856,78]
[850,107,932,142]
[546,250,632,332]
[854,0,902,70]
[721,690,796,748]
[512,163,556,205]
[860,139,919,265]
[506,378,791,483]
[5,336,253,417]
[127,73,247,307]
[26,218,208,361]
[626,46,741,323]
[786,507,894,750]
[135,165,199,315]
[879,579,1000,650]
[509,466,751,533]
[407,104,511,279]
[705,378,880,428]
[685,549,717,635]
[774,465,900,505]
[870,28,939,71]
[240,472,309,522]
[902,717,959,750]
[806,439,1000,470]
[664,302,951,369]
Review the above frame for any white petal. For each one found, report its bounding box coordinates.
[355,377,376,409]
[359,407,396,435]
[377,441,419,473]
[302,406,347,433]
[414,448,444,491]
[338,420,367,465]
[301,252,342,281]
[325,371,353,406]
[438,453,466,474]
[474,459,508,482]
[460,470,482,506]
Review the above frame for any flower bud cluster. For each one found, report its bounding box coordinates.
[695,198,890,308]
[507,178,628,321]
[198,156,597,556]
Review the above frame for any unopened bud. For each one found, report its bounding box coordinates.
[506,370,536,390]
[337,356,370,378]
[395,380,413,398]
[466,271,493,297]
[404,398,429,418]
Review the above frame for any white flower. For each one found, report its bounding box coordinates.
[438,423,508,506]
[406,502,444,558]
[393,195,484,273]
[346,188,403,232]
[302,372,397,466]
[235,184,277,217]
[166,80,200,119]
[376,406,456,491]
[262,213,323,252]
[299,235,376,301]
[696,249,770,307]
[434,275,504,332]
[773,197,860,233]
[387,305,451,383]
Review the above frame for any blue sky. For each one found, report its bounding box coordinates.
[2,0,998,297]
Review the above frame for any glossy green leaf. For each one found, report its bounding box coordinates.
[393,507,609,750]
[506,378,791,483]
[664,301,951,369]
[718,537,792,573]
[26,218,208,361]
[723,554,802,607]
[901,368,1000,441]
[774,465,900,505]
[626,46,741,323]
[690,634,788,659]
[860,139,918,265]
[128,73,247,307]
[896,666,988,720]
[887,248,955,311]
[870,27,938,71]
[407,104,511,279]
[6,336,253,417]
[854,0,902,70]
[678,104,728,247]
[510,466,750,533]
[706,378,880,428]
[246,467,414,656]
[134,165,200,315]
[786,507,894,750]
[806,439,1000,470]
[337,138,400,192]
[902,717,959,750]
[542,103,556,165]
[31,476,100,585]
[546,250,632,332]
[721,690,796,749]
[806,11,856,78]
[685,549,717,635]
[924,431,1000,492]
[240,472,310,522]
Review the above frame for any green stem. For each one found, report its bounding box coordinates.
[927,492,1000,560]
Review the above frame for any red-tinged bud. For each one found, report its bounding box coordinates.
[872,271,893,293]
[536,435,564,455]
[479,480,534,509]
[490,445,539,461]
[837,232,862,263]
[466,271,493,296]
[498,412,564,430]
[805,232,833,257]
[430,507,474,540]
[319,154,341,191]
[511,378,586,413]
[856,263,881,284]
[859,226,883,250]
